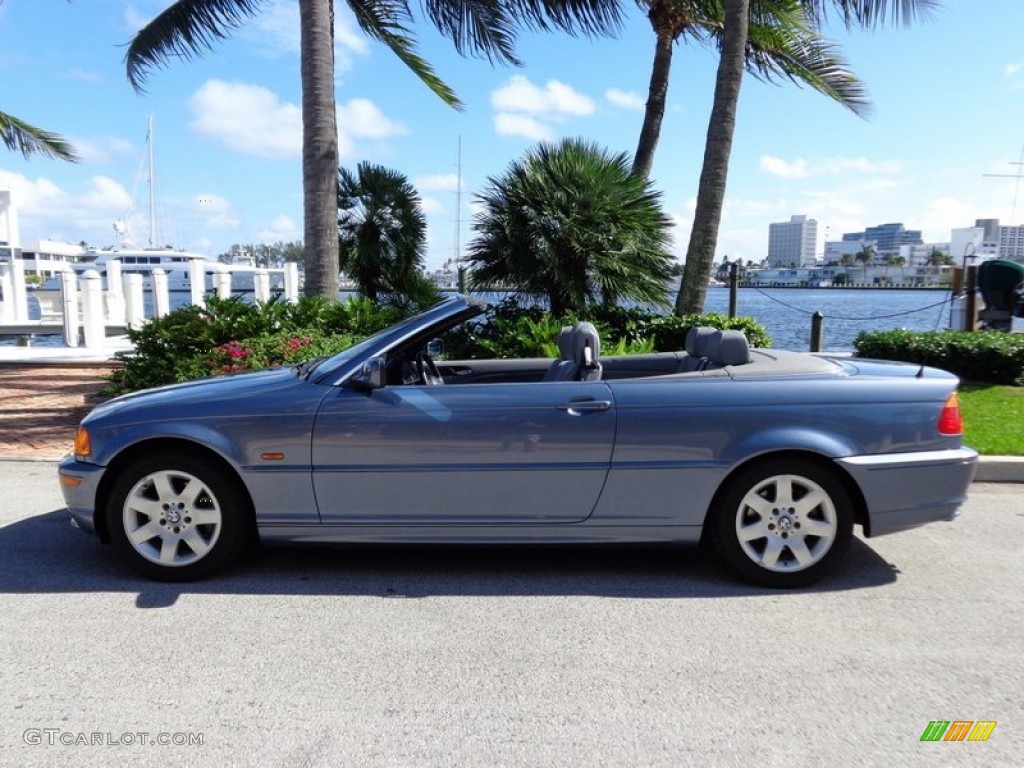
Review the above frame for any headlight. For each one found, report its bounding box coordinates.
[74,426,92,459]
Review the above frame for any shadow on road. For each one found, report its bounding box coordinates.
[0,510,899,607]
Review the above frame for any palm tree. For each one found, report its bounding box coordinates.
[468,138,674,316]
[124,1,624,300]
[337,162,434,307]
[675,0,936,314]
[0,111,78,161]
[632,0,869,179]
[854,243,875,282]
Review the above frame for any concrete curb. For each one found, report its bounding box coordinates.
[974,455,1024,483]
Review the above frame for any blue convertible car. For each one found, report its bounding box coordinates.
[58,296,977,587]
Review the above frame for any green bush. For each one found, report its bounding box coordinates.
[854,330,1024,385]
[105,295,401,394]
[443,297,771,359]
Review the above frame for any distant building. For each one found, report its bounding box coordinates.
[842,222,922,254]
[998,224,1024,261]
[767,215,817,267]
[975,218,1000,243]
[824,240,872,264]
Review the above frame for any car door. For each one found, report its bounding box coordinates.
[312,380,615,524]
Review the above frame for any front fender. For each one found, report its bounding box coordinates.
[92,421,245,468]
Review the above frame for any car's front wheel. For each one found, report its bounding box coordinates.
[107,454,251,581]
[710,458,853,588]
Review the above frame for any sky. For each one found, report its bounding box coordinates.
[1,0,1023,271]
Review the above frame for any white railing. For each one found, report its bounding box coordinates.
[0,258,300,349]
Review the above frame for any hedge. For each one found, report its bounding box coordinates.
[854,330,1024,385]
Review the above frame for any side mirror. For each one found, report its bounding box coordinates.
[352,358,385,390]
[426,338,444,358]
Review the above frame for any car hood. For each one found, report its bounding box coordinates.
[86,367,310,424]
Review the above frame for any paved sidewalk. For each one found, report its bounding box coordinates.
[0,365,113,459]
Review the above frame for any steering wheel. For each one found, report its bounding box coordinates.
[415,351,444,386]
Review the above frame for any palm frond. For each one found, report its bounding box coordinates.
[349,0,462,106]
[125,0,264,92]
[703,0,872,118]
[424,1,522,65]
[0,110,79,161]
[800,0,938,29]
[504,0,625,37]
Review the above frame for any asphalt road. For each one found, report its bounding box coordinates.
[0,460,1020,768]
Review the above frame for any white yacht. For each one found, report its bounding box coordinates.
[41,246,281,292]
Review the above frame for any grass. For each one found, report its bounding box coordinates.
[959,382,1024,456]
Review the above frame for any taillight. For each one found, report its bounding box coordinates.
[937,392,964,435]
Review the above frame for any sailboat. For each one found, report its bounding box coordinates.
[42,117,279,292]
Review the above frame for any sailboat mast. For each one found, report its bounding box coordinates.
[454,135,462,263]
[148,114,156,248]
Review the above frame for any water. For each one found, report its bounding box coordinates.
[5,287,1016,353]
[698,287,960,351]
[472,287,971,351]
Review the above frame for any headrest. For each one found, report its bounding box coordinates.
[556,325,574,359]
[716,330,751,366]
[695,328,721,359]
[571,322,600,367]
[685,326,717,356]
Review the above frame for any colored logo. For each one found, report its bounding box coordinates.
[920,721,997,742]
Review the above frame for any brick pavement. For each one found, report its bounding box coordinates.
[0,365,114,459]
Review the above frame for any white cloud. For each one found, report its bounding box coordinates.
[759,156,810,179]
[420,196,445,215]
[1006,62,1022,76]
[917,196,980,240]
[189,81,402,159]
[69,135,137,165]
[759,155,900,179]
[492,75,594,117]
[189,193,239,231]
[122,5,150,34]
[415,173,461,192]
[0,171,135,244]
[189,80,302,158]
[259,214,300,242]
[494,113,554,141]
[606,88,644,111]
[336,98,406,140]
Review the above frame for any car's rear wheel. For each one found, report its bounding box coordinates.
[107,454,251,581]
[710,458,853,588]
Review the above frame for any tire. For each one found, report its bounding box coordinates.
[710,458,853,588]
[107,453,252,581]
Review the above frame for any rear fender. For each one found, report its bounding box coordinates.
[725,427,858,464]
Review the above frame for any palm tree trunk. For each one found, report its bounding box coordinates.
[300,0,340,299]
[674,0,749,316]
[632,27,675,179]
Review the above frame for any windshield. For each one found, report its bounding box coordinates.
[308,296,485,383]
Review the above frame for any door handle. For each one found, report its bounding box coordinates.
[556,400,611,414]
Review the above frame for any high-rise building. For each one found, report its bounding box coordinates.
[767,215,817,267]
[842,222,922,253]
[999,224,1024,261]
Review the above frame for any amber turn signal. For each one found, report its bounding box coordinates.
[60,475,83,488]
[74,426,92,458]
[937,392,964,436]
